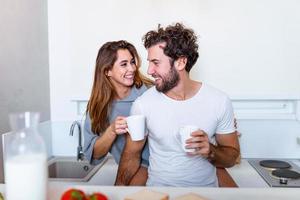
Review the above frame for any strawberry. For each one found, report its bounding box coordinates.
[61,189,87,200]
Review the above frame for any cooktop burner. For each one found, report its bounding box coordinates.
[249,159,300,187]
[259,160,291,169]
[272,169,300,179]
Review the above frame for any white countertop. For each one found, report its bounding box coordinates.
[49,157,269,187]
[0,182,300,200]
[91,158,270,188]
[48,185,299,200]
[1,183,299,200]
[227,159,268,187]
[1,158,300,199]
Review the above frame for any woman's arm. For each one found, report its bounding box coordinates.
[92,116,128,159]
[83,115,127,163]
[92,125,117,159]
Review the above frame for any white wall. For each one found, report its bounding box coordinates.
[47,0,300,160]
[0,0,50,133]
[0,0,50,183]
[48,0,300,121]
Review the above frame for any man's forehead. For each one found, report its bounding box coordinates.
[148,42,166,50]
[148,42,165,53]
[157,42,166,49]
[147,50,161,61]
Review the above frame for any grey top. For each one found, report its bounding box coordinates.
[83,85,149,166]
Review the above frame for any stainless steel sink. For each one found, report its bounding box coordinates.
[48,156,108,182]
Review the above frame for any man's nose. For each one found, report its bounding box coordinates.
[147,64,154,75]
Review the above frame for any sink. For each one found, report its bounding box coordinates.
[48,156,108,182]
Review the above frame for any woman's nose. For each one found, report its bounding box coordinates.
[129,63,136,72]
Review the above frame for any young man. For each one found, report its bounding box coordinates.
[115,23,240,187]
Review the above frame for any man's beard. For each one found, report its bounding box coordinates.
[155,66,179,93]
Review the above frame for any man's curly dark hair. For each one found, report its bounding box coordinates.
[143,23,199,72]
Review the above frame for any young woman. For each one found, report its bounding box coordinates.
[83,40,152,185]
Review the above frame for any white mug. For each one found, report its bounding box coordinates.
[178,125,198,152]
[126,115,146,141]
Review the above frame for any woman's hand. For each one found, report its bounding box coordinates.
[110,116,128,136]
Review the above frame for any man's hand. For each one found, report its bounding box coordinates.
[185,130,211,157]
[185,130,240,168]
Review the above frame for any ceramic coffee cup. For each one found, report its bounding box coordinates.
[178,125,198,152]
[126,115,146,141]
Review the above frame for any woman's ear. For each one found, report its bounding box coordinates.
[174,57,187,71]
[106,70,112,77]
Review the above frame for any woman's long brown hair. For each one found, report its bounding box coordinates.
[87,40,152,135]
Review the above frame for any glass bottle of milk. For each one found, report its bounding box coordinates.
[4,112,47,200]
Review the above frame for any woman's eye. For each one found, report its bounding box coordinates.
[121,63,127,67]
[130,58,136,65]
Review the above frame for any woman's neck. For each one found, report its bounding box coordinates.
[115,85,132,100]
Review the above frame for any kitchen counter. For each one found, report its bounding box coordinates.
[49,185,300,200]
[1,183,299,200]
[1,158,300,199]
[227,159,268,187]
[49,157,269,187]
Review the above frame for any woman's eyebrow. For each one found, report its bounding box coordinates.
[119,60,128,64]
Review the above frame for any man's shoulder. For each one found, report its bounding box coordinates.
[203,84,229,98]
[135,86,159,102]
[202,84,231,104]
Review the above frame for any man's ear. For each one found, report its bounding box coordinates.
[174,57,187,71]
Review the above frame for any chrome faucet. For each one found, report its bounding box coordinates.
[70,120,84,161]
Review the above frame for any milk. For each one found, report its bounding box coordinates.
[4,154,47,200]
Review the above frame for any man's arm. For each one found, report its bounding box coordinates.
[187,131,240,168]
[208,132,240,168]
[129,165,148,185]
[216,167,238,187]
[208,118,240,167]
[115,134,146,185]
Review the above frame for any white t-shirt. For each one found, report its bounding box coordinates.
[130,83,235,187]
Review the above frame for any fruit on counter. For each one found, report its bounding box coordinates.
[88,192,108,200]
[61,189,87,200]
[61,189,108,200]
[124,189,169,200]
